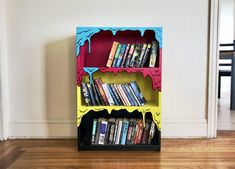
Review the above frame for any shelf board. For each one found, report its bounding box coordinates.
[78,143,160,151]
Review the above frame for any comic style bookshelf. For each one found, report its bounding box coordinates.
[76,27,162,151]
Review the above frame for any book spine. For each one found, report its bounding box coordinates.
[91,119,97,144]
[149,41,158,67]
[148,121,156,144]
[120,44,130,68]
[113,84,127,106]
[130,120,137,144]
[108,121,116,144]
[95,120,101,144]
[106,41,119,67]
[140,43,151,67]
[135,44,147,67]
[115,119,123,145]
[121,84,135,106]
[104,121,111,145]
[130,81,146,105]
[129,44,142,67]
[102,83,115,106]
[112,44,122,67]
[120,119,129,145]
[136,120,144,144]
[124,44,135,67]
[133,120,139,144]
[107,84,119,106]
[86,82,96,106]
[94,79,109,106]
[91,83,101,106]
[141,120,151,144]
[124,84,138,106]
[81,82,92,106]
[113,120,119,144]
[110,84,123,106]
[117,84,131,106]
[128,84,141,106]
[115,44,127,67]
[98,120,108,145]
[126,120,133,144]
[94,83,105,105]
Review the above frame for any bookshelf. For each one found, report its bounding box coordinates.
[76,27,162,151]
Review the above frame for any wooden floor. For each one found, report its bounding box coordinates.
[1,131,235,169]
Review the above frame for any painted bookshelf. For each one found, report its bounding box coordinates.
[76,27,162,151]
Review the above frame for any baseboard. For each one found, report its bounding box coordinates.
[9,118,208,138]
[9,119,77,138]
[162,118,208,138]
[217,121,235,130]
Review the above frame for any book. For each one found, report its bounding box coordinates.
[124,84,139,106]
[115,118,123,144]
[94,119,101,144]
[94,83,105,105]
[106,41,119,67]
[107,84,119,106]
[129,44,142,67]
[109,84,123,106]
[120,44,130,67]
[130,120,138,144]
[81,82,92,106]
[117,84,131,106]
[141,119,151,144]
[128,84,141,106]
[140,43,152,67]
[86,82,96,106]
[148,121,156,144]
[120,118,129,145]
[108,118,116,144]
[104,120,111,145]
[112,44,122,67]
[94,78,109,106]
[149,41,158,67]
[91,119,98,144]
[114,84,128,106]
[91,83,101,106]
[124,44,135,67]
[126,118,135,144]
[115,44,127,67]
[102,83,115,106]
[130,81,146,106]
[113,119,119,144]
[121,84,135,106]
[98,118,108,145]
[134,119,143,144]
[135,43,147,67]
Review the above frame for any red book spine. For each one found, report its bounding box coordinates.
[94,79,109,106]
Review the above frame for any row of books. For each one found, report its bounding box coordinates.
[92,118,156,145]
[81,78,146,106]
[106,41,159,68]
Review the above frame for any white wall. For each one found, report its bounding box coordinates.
[4,0,209,138]
[219,0,234,43]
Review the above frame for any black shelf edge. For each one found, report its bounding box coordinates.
[78,144,160,151]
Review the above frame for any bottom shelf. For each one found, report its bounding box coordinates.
[78,143,160,151]
[77,109,161,151]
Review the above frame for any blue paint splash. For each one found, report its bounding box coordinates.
[76,27,163,56]
[83,67,99,84]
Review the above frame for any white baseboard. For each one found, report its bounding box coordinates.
[9,118,208,138]
[162,118,208,138]
[9,119,77,138]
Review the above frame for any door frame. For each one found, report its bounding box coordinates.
[207,0,220,138]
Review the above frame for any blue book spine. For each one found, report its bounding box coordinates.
[87,83,96,106]
[112,44,122,67]
[124,84,138,106]
[115,44,127,67]
[120,120,129,145]
[121,84,135,106]
[107,84,119,106]
[130,81,146,106]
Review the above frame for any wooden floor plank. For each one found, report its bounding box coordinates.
[1,131,235,169]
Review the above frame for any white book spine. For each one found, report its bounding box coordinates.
[117,84,131,106]
[98,120,108,145]
[115,119,123,144]
[102,83,115,106]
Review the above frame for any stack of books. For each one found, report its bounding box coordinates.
[81,78,146,106]
[91,118,156,145]
[106,41,158,68]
